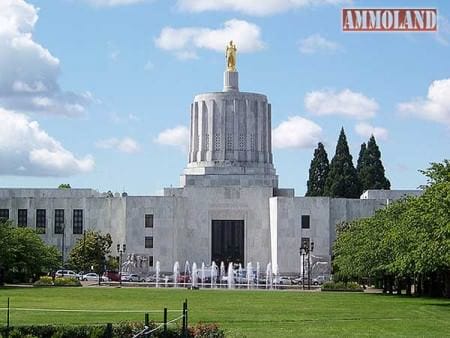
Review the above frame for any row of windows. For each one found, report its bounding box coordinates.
[0,208,83,235]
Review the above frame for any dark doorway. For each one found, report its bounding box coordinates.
[211,220,244,266]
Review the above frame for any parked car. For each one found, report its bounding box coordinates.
[176,273,191,284]
[121,273,142,282]
[292,276,319,286]
[55,270,78,279]
[273,276,293,285]
[82,273,110,282]
[105,270,120,282]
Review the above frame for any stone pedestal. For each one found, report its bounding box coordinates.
[223,71,239,92]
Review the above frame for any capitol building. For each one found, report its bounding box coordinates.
[0,46,420,276]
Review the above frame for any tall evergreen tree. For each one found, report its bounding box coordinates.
[356,143,368,195]
[356,143,367,173]
[306,142,330,196]
[324,128,360,198]
[358,135,390,191]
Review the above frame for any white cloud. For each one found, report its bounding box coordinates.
[0,0,91,116]
[305,89,378,119]
[177,0,348,16]
[272,116,322,149]
[299,34,341,54]
[0,107,94,176]
[96,137,140,153]
[155,126,189,149]
[355,123,388,141]
[155,19,265,59]
[398,78,450,127]
[85,0,145,7]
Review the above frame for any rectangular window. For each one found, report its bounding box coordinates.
[145,214,154,228]
[54,209,64,234]
[0,209,9,221]
[18,209,27,227]
[73,209,83,234]
[301,215,310,229]
[145,236,153,249]
[149,256,154,267]
[36,209,46,234]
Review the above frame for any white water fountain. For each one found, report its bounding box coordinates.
[155,261,161,288]
[192,262,198,288]
[256,262,260,289]
[184,261,190,287]
[220,261,225,287]
[227,262,234,289]
[246,262,253,289]
[266,262,273,289]
[211,261,217,288]
[173,261,179,288]
[238,263,243,287]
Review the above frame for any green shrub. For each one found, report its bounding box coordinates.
[33,276,54,287]
[189,323,225,338]
[53,277,81,287]
[321,281,363,292]
[0,322,224,338]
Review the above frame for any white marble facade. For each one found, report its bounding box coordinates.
[0,70,421,275]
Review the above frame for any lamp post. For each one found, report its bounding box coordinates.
[117,243,126,286]
[300,239,315,290]
[299,246,306,290]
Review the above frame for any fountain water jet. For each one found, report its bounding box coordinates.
[220,262,225,287]
[227,262,234,289]
[211,261,217,288]
[155,261,160,288]
[256,262,260,289]
[192,262,198,288]
[246,262,253,289]
[266,262,273,289]
[173,261,179,288]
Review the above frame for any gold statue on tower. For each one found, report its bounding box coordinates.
[226,40,237,72]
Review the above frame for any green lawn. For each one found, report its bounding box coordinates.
[1,287,450,337]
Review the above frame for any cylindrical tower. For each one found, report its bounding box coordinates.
[181,47,277,188]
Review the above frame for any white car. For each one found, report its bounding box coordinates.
[121,273,142,282]
[55,270,78,279]
[82,273,110,282]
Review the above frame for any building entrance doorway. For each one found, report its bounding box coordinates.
[211,220,244,266]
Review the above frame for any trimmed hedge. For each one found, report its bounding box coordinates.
[33,276,53,287]
[321,281,363,292]
[0,322,224,338]
[53,277,81,287]
[33,277,81,287]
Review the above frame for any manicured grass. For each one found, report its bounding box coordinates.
[1,287,450,337]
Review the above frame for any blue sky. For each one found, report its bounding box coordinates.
[0,0,449,195]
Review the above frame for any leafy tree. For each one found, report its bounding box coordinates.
[419,159,450,187]
[357,135,390,192]
[0,220,60,284]
[306,142,330,196]
[324,128,360,198]
[333,159,450,297]
[67,230,113,274]
[58,184,71,189]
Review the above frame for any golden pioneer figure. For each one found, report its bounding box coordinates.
[226,40,237,71]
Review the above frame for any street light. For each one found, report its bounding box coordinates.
[117,243,126,286]
[299,239,315,290]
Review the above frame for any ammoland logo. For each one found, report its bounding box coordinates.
[342,8,437,32]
